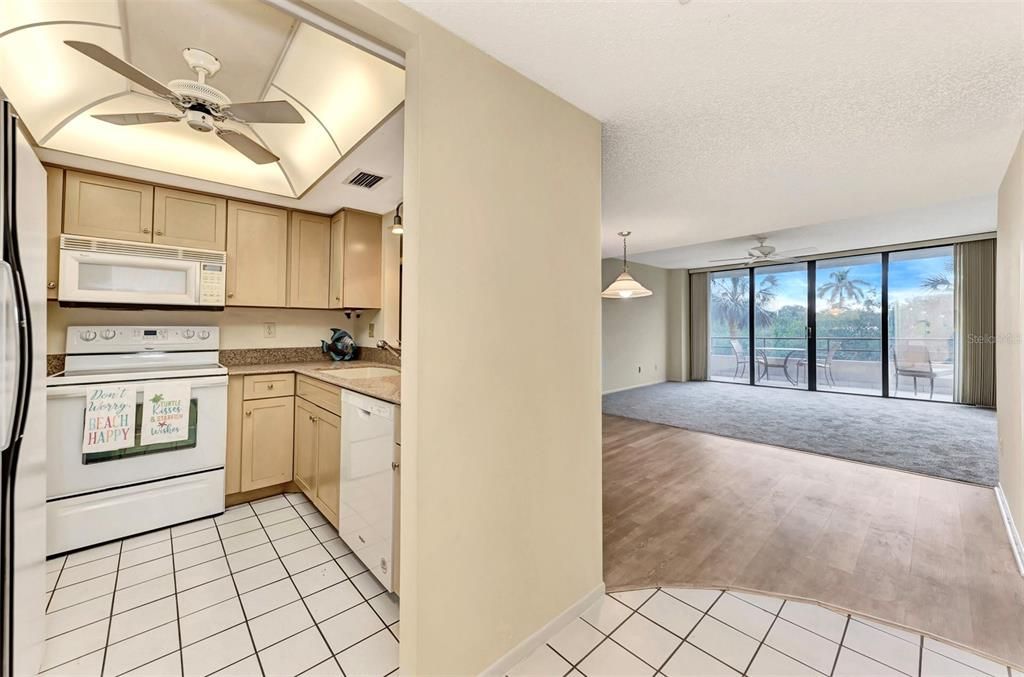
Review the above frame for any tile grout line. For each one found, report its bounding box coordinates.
[649,588,725,675]
[98,540,125,677]
[44,556,68,614]
[214,505,268,677]
[251,498,347,676]
[918,635,924,677]
[740,595,785,675]
[168,516,187,677]
[829,615,851,677]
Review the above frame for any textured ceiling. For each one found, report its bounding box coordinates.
[402,0,1024,258]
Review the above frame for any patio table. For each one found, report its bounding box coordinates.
[756,346,806,386]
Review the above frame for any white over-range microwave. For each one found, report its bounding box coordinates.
[58,235,226,309]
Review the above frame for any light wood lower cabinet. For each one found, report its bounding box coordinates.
[241,395,294,491]
[294,394,341,528]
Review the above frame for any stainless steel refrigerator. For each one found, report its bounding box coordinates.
[1,99,47,677]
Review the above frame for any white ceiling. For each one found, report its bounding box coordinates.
[631,193,996,270]
[401,0,1024,258]
[0,0,405,213]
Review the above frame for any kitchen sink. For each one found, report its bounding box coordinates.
[324,366,399,379]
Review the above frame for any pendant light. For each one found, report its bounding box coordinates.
[602,231,653,299]
[392,202,404,235]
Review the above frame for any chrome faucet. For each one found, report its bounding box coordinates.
[376,339,401,361]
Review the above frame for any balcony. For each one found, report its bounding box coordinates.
[709,336,954,401]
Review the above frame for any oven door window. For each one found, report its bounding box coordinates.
[83,398,199,464]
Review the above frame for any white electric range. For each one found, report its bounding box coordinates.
[45,326,227,555]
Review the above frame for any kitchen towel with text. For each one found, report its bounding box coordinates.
[141,382,191,446]
[83,385,137,453]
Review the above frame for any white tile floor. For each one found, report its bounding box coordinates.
[509,588,1019,677]
[41,493,398,677]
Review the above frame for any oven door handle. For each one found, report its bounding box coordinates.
[46,375,227,398]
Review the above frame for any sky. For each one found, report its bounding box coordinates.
[722,248,954,310]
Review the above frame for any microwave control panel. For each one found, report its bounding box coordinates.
[199,263,226,306]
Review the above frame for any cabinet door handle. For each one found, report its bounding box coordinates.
[391,461,400,471]
[267,383,274,390]
[245,410,252,417]
[155,230,164,236]
[227,292,234,298]
[47,281,56,289]
[142,228,151,234]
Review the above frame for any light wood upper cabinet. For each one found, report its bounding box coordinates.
[226,200,288,307]
[330,209,382,309]
[241,396,294,492]
[63,171,153,242]
[288,212,331,309]
[45,166,63,299]
[153,187,226,250]
[314,409,341,526]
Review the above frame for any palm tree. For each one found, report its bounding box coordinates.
[817,268,873,311]
[711,274,778,339]
[920,259,954,293]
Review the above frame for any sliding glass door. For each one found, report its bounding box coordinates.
[703,243,958,402]
[753,263,808,389]
[815,255,883,395]
[888,246,955,401]
[709,270,750,383]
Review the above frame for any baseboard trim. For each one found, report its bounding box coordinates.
[994,484,1024,577]
[602,379,666,395]
[480,582,606,676]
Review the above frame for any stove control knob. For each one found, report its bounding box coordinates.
[101,329,116,340]
[80,330,97,342]
[198,329,211,340]
[182,329,196,339]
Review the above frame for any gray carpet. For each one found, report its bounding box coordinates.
[603,382,998,486]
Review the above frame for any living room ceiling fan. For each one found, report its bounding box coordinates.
[65,41,305,165]
[709,237,817,266]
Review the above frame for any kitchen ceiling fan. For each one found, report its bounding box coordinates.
[64,41,305,165]
[708,237,817,266]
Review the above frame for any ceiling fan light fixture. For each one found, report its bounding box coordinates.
[602,231,653,299]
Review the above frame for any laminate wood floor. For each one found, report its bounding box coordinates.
[602,414,1024,668]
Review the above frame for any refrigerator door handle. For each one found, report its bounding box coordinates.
[0,261,17,451]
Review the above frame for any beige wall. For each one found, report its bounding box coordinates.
[308,2,605,674]
[997,131,1024,527]
[601,259,669,393]
[47,303,357,354]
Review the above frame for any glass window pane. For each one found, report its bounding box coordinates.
[888,246,955,401]
[815,254,883,395]
[754,263,807,390]
[708,270,750,383]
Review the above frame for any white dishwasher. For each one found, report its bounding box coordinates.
[340,390,397,592]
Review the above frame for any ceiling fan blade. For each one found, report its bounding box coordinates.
[770,247,817,258]
[92,112,182,126]
[764,256,799,264]
[708,256,753,263]
[216,128,279,165]
[226,100,304,124]
[65,41,178,100]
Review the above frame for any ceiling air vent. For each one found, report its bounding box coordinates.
[346,170,386,190]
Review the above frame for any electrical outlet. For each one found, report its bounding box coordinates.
[368,323,375,338]
[263,322,276,339]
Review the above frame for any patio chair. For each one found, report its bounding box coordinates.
[891,343,938,399]
[795,343,839,387]
[729,339,748,379]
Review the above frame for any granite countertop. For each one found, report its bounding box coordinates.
[227,359,401,405]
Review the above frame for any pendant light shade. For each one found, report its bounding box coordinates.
[602,231,653,298]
